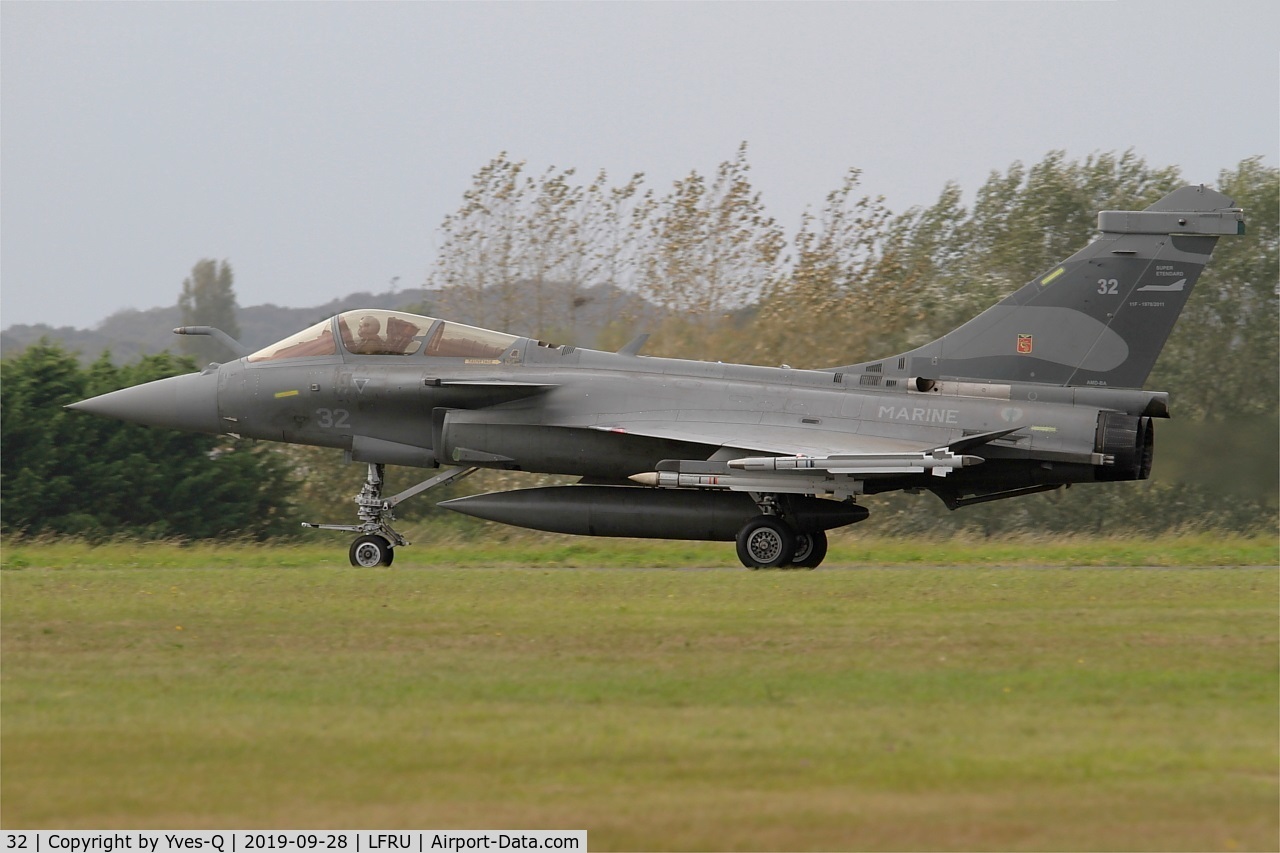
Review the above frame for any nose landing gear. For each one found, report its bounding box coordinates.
[303,462,478,566]
[350,534,395,567]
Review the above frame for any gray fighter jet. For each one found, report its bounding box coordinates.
[68,186,1245,568]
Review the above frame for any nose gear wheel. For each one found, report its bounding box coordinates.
[302,463,478,565]
[350,534,394,567]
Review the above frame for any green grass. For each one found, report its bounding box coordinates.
[2,530,1276,569]
[2,553,1276,850]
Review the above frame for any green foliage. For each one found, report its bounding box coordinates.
[1151,157,1280,417]
[872,152,1277,422]
[425,147,1276,405]
[869,480,1275,540]
[178,258,241,365]
[638,142,786,323]
[430,145,790,342]
[883,150,1186,346]
[1,342,296,540]
[430,155,653,343]
[752,169,900,367]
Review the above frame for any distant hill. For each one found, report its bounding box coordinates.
[2,284,655,363]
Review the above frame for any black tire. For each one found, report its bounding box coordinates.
[735,516,796,569]
[791,529,828,569]
[350,534,393,567]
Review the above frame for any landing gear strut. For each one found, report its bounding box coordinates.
[735,493,831,570]
[303,463,478,566]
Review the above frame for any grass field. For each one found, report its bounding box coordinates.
[2,530,1276,570]
[1,536,1277,850]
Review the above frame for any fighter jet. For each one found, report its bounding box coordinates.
[68,186,1245,568]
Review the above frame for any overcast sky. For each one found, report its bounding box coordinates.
[2,1,1276,331]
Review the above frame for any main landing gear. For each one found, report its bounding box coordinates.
[734,494,830,570]
[303,463,478,567]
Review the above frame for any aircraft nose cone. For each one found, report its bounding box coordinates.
[66,370,221,434]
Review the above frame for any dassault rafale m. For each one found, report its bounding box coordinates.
[69,186,1245,568]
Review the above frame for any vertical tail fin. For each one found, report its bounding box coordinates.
[861,186,1245,388]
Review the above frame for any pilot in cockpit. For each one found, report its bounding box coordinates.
[352,315,385,354]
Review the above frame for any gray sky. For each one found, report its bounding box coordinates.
[3,0,1276,331]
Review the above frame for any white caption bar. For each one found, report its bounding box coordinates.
[2,833,587,853]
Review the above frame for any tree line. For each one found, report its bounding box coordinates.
[1,346,296,540]
[431,146,1277,420]
[2,148,1275,540]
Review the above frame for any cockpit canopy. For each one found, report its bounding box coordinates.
[247,310,520,363]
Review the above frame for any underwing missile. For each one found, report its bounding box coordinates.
[727,449,985,477]
[627,470,864,498]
